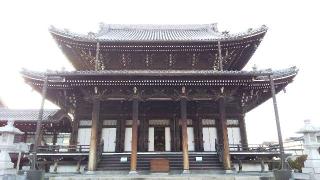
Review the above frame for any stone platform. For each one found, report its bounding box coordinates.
[46,171,275,180]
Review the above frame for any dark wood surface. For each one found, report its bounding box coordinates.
[150,158,170,172]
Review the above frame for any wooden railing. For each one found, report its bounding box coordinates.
[228,144,280,152]
[36,145,90,153]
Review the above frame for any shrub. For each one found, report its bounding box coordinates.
[288,155,307,172]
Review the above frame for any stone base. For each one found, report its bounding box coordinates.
[17,170,44,180]
[182,170,190,174]
[49,165,85,173]
[273,169,292,180]
[304,160,320,168]
[234,163,268,172]
[128,170,138,175]
[0,168,16,176]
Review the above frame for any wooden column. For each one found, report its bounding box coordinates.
[23,132,28,143]
[174,116,181,151]
[115,119,122,152]
[239,115,248,149]
[87,98,100,171]
[119,118,126,152]
[52,131,58,145]
[69,109,80,146]
[130,97,139,174]
[218,97,231,170]
[198,117,204,152]
[192,118,199,151]
[142,117,149,152]
[181,97,189,173]
[138,115,145,152]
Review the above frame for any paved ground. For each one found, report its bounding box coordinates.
[46,171,275,180]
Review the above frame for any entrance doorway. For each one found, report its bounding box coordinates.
[154,127,165,151]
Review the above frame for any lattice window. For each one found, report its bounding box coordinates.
[102,120,117,126]
[125,120,140,125]
[202,119,216,126]
[149,119,170,126]
[79,120,92,126]
[227,119,239,126]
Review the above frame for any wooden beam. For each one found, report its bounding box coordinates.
[218,97,231,170]
[88,98,100,171]
[181,97,190,173]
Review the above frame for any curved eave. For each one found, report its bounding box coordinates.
[49,25,268,43]
[242,69,298,113]
[21,67,297,113]
[21,67,297,88]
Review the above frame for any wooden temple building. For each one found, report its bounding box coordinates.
[20,24,298,173]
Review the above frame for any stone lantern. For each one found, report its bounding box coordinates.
[297,119,320,179]
[0,120,24,175]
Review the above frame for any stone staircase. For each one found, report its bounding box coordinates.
[96,152,224,171]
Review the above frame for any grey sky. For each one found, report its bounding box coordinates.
[0,0,319,144]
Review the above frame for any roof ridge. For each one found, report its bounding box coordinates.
[99,23,217,31]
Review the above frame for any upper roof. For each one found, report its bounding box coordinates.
[50,23,267,71]
[50,23,267,42]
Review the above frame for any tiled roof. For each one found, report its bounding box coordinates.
[50,24,268,42]
[0,108,60,121]
[21,67,298,79]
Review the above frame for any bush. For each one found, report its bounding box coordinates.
[287,155,307,172]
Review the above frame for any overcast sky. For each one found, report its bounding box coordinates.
[0,0,319,144]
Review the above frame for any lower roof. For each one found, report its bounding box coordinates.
[21,67,298,113]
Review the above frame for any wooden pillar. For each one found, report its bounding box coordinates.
[170,117,175,151]
[141,116,149,152]
[138,115,145,152]
[198,117,204,152]
[239,114,248,149]
[130,97,139,174]
[218,97,231,170]
[69,110,80,146]
[87,98,100,171]
[181,97,189,173]
[174,116,181,151]
[119,118,126,152]
[115,119,122,152]
[52,131,58,145]
[192,118,199,151]
[23,132,28,143]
